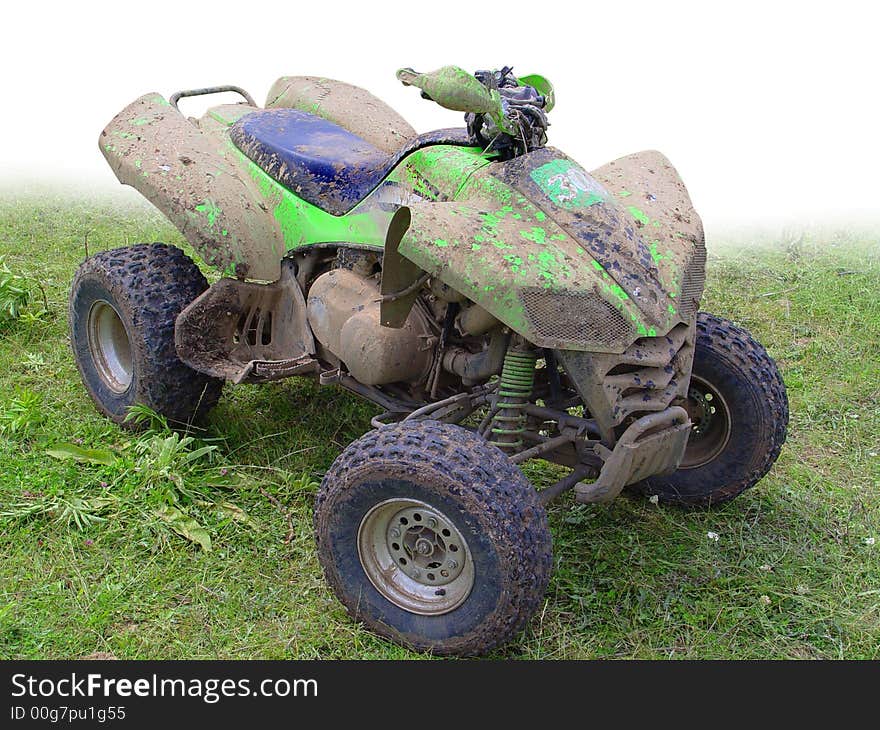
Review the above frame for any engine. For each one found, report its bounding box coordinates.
[306,267,434,386]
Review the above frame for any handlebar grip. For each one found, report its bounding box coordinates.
[395,66,499,116]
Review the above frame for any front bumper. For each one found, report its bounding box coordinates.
[575,406,691,503]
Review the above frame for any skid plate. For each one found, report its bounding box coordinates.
[575,406,691,504]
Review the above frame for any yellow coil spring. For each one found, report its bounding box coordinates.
[488,349,537,451]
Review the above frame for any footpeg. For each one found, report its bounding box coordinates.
[236,355,319,384]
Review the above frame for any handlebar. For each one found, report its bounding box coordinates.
[396,66,554,158]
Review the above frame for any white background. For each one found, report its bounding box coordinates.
[1,0,877,227]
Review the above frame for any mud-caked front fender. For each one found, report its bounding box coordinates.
[397,200,639,351]
[396,147,706,353]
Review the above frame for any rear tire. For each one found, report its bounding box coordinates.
[629,312,788,507]
[314,420,552,656]
[69,243,222,427]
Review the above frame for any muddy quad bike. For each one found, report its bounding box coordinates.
[71,66,788,655]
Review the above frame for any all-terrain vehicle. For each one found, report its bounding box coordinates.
[70,66,788,655]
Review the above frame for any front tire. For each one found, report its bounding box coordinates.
[69,243,222,427]
[630,312,788,507]
[314,420,552,656]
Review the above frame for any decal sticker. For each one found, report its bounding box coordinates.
[530,159,608,209]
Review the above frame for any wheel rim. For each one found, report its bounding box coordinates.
[357,498,475,616]
[87,300,133,393]
[680,374,732,469]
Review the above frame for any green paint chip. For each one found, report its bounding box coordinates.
[627,206,650,225]
[520,226,547,244]
[649,241,667,264]
[195,199,221,227]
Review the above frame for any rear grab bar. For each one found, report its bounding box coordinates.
[169,85,256,111]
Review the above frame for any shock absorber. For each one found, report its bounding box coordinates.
[488,346,537,452]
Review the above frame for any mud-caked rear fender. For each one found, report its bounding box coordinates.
[100,94,285,281]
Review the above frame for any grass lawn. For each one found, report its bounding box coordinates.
[0,190,878,659]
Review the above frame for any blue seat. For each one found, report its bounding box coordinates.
[230,109,473,215]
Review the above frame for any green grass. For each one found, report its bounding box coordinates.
[0,191,878,659]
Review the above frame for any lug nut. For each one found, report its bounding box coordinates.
[448,560,457,569]
[427,517,437,528]
[389,527,401,539]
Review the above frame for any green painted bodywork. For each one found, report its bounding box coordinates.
[204,94,492,254]
[230,144,491,254]
[101,86,702,353]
